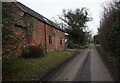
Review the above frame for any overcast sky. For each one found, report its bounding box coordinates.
[17,0,113,35]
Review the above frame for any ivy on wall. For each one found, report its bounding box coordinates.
[2,3,35,57]
[26,18,35,44]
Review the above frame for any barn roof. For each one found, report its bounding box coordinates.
[14,2,65,32]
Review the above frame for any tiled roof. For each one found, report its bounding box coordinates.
[14,2,64,32]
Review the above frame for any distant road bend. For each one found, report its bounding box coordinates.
[43,43,113,81]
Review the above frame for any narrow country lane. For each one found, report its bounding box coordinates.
[43,48,89,81]
[43,43,113,81]
[90,43,113,81]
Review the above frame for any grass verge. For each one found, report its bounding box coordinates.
[96,45,119,81]
[3,50,75,81]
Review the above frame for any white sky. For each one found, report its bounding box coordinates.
[17,0,113,36]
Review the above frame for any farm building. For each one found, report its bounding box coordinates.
[2,2,65,57]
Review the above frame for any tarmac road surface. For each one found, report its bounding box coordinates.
[90,43,113,81]
[43,43,113,81]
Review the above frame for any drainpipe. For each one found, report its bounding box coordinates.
[44,24,47,54]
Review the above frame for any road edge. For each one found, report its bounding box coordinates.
[95,44,117,81]
[41,48,89,81]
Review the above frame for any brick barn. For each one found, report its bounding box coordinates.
[3,2,65,57]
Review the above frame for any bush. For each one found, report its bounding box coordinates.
[67,42,81,49]
[99,3,120,56]
[22,46,44,58]
[67,41,89,49]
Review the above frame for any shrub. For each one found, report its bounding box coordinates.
[22,46,44,58]
[67,42,81,49]
[99,3,120,56]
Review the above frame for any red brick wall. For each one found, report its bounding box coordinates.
[5,3,65,57]
[32,21,65,53]
[45,25,55,52]
[45,25,65,52]
[13,2,65,53]
[32,20,45,50]
[6,25,28,57]
[3,3,29,57]
[57,29,65,50]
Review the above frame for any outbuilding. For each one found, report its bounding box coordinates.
[3,2,65,57]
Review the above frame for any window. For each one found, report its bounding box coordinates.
[49,35,52,44]
[18,10,24,17]
[60,38,62,45]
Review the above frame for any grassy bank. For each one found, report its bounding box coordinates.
[3,50,75,81]
[96,45,119,81]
